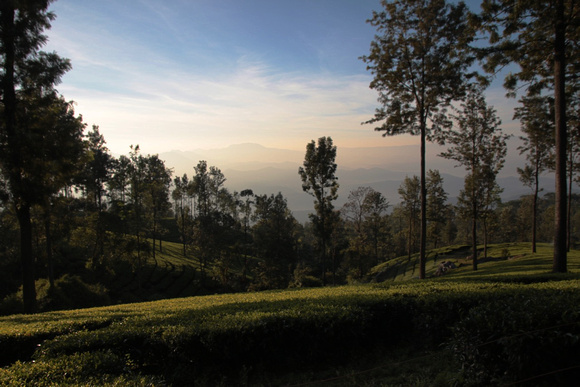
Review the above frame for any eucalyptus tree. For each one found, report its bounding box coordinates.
[172,174,191,256]
[78,126,113,210]
[515,96,555,253]
[239,189,254,246]
[252,192,298,289]
[440,87,509,270]
[144,154,172,257]
[76,126,113,269]
[298,136,339,285]
[0,0,80,312]
[341,187,374,278]
[361,0,475,279]
[398,175,421,260]
[362,189,390,265]
[191,160,230,283]
[426,169,448,249]
[476,0,580,272]
[342,187,390,274]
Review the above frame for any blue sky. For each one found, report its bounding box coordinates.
[45,0,518,156]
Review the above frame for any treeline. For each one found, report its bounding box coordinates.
[2,0,580,313]
[1,125,579,314]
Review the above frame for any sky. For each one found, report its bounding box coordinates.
[44,0,519,157]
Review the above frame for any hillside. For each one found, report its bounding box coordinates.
[0,243,578,386]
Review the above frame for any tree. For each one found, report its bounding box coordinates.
[362,189,389,266]
[252,192,298,289]
[172,174,191,256]
[0,0,76,312]
[342,187,376,278]
[298,136,339,285]
[362,0,474,279]
[398,175,421,260]
[76,126,113,269]
[477,0,580,272]
[143,154,172,257]
[440,86,509,270]
[426,169,448,249]
[190,160,231,283]
[515,96,555,253]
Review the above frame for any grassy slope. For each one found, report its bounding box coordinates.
[369,242,579,281]
[109,240,202,303]
[0,243,578,385]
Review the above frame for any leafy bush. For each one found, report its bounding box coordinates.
[1,277,580,385]
[448,283,580,386]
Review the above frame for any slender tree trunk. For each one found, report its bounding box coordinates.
[419,124,427,279]
[472,191,478,271]
[532,166,539,253]
[567,150,573,251]
[2,4,36,313]
[152,208,157,260]
[408,215,413,260]
[18,205,37,313]
[553,0,567,272]
[483,217,488,259]
[45,208,55,289]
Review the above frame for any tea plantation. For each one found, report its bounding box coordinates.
[0,243,579,386]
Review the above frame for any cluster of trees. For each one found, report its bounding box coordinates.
[1,0,579,314]
[361,0,579,277]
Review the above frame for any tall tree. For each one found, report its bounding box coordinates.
[477,0,580,272]
[190,160,230,283]
[361,0,474,279]
[342,187,377,278]
[362,189,389,266]
[515,96,555,253]
[77,125,113,268]
[252,192,298,289]
[426,169,448,249]
[172,174,191,256]
[0,0,74,312]
[144,155,172,257]
[298,136,339,285]
[398,175,421,260]
[440,86,509,270]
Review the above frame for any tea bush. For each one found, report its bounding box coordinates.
[0,275,578,385]
[448,281,580,386]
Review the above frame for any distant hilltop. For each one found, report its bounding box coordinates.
[158,142,559,223]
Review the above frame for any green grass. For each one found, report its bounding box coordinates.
[0,242,579,385]
[369,242,580,282]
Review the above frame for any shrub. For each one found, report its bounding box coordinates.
[448,286,580,386]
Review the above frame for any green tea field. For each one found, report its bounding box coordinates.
[0,243,578,386]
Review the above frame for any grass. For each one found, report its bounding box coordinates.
[0,242,579,385]
[369,242,580,282]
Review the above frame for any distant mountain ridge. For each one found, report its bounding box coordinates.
[158,143,560,223]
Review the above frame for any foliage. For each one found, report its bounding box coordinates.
[448,284,580,385]
[476,0,580,272]
[0,260,578,385]
[362,0,475,279]
[298,136,339,285]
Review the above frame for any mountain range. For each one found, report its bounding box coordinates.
[159,143,558,223]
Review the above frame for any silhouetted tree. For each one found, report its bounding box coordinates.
[298,137,339,285]
[476,0,580,272]
[362,0,475,279]
[515,96,554,253]
[440,86,509,270]
[426,169,448,249]
[0,0,77,311]
[252,192,297,289]
[398,175,421,260]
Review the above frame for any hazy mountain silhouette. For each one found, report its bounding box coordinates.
[159,143,558,223]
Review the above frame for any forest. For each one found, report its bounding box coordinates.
[1,0,579,317]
